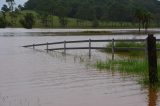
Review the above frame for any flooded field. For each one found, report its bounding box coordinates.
[0,28,160,106]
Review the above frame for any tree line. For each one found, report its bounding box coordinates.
[24,0,160,21]
[0,0,160,29]
[0,0,35,28]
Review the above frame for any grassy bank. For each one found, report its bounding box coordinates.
[96,59,148,74]
[104,42,160,57]
[1,10,159,29]
[53,30,160,35]
[98,41,160,85]
[96,59,160,85]
[0,10,91,28]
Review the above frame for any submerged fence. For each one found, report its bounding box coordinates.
[23,38,160,59]
[23,34,160,84]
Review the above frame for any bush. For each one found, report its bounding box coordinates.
[0,16,7,28]
[104,42,160,57]
[58,17,68,27]
[20,13,35,29]
[92,19,99,27]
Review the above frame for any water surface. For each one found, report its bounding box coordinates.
[0,28,160,106]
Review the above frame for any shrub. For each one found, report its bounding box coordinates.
[104,42,160,57]
[58,17,68,27]
[20,13,35,29]
[0,16,7,28]
[92,19,99,27]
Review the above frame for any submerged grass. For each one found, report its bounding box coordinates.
[96,59,147,74]
[104,42,160,57]
[96,59,160,85]
[99,42,160,86]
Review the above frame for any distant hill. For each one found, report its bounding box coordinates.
[24,0,160,23]
[1,0,160,28]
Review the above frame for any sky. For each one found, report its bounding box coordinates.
[0,0,160,10]
[0,0,28,9]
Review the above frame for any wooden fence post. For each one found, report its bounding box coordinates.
[64,41,66,54]
[145,39,148,60]
[147,34,158,84]
[46,42,48,53]
[89,39,91,58]
[33,44,35,49]
[112,39,115,60]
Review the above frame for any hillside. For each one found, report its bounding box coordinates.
[0,10,95,28]
[24,0,160,24]
[0,0,160,28]
[1,10,153,28]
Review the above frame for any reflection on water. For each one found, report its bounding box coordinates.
[0,29,160,106]
[148,86,158,106]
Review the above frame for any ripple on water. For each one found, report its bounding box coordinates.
[1,30,160,106]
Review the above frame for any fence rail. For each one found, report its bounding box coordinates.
[22,38,160,59]
[22,39,160,48]
[22,34,160,84]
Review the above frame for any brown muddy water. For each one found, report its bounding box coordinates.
[0,28,160,106]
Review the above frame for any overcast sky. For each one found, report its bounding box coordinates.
[0,0,28,9]
[1,0,160,10]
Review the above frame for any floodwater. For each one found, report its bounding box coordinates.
[0,28,160,106]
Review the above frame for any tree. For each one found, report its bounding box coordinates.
[6,0,15,11]
[92,18,99,27]
[1,4,10,12]
[9,11,18,26]
[107,1,133,27]
[143,11,152,31]
[155,13,160,27]
[56,5,68,27]
[40,13,51,27]
[58,17,68,27]
[1,4,9,19]
[23,0,159,25]
[76,2,96,21]
[0,16,7,28]
[15,0,160,28]
[20,13,35,29]
[135,9,144,32]
[18,5,24,11]
[135,9,152,32]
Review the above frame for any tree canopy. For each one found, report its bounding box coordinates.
[23,0,160,22]
[6,0,15,11]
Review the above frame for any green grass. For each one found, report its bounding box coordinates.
[99,42,160,86]
[56,31,112,35]
[96,59,160,85]
[96,59,147,74]
[104,42,160,57]
[2,10,93,28]
[1,10,159,28]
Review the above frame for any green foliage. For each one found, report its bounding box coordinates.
[0,10,157,28]
[135,8,153,31]
[92,19,99,27]
[96,59,160,84]
[56,5,68,27]
[20,13,35,29]
[9,12,18,26]
[0,10,91,28]
[6,0,15,11]
[58,17,68,27]
[96,59,148,74]
[24,0,160,25]
[1,4,10,12]
[105,42,160,57]
[0,16,7,28]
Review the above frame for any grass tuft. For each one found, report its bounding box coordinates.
[96,59,147,73]
[104,42,160,57]
[96,59,160,85]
